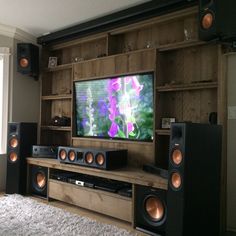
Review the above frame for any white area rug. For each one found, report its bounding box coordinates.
[0,194,136,236]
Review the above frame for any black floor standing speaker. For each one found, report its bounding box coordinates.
[166,122,222,236]
[6,122,37,194]
[135,185,167,236]
[30,165,48,198]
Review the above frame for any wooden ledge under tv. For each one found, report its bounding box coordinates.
[27,157,167,225]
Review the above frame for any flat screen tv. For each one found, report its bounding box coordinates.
[74,72,154,142]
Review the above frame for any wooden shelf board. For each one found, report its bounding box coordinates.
[27,158,168,190]
[41,94,72,100]
[156,129,171,136]
[72,47,155,65]
[49,32,108,50]
[109,6,198,35]
[158,40,205,52]
[40,126,71,131]
[156,82,218,92]
[44,63,72,72]
[71,136,154,146]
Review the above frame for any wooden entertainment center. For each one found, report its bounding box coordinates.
[28,5,227,232]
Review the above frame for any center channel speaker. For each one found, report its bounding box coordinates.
[199,0,236,42]
[6,122,37,194]
[30,165,48,198]
[17,43,39,79]
[58,146,127,170]
[135,185,167,236]
[166,122,222,236]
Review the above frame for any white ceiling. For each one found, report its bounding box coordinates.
[0,0,150,38]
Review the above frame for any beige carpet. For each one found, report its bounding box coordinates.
[0,194,136,236]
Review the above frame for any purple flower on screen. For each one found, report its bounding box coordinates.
[127,122,134,133]
[108,122,119,137]
[111,78,121,92]
[98,100,108,116]
[108,96,118,121]
[132,76,143,96]
[125,76,132,84]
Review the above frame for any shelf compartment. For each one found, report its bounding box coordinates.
[157,44,219,87]
[47,36,108,65]
[156,82,218,92]
[48,179,132,222]
[73,48,156,81]
[156,89,218,126]
[42,68,72,96]
[40,129,71,146]
[108,6,198,55]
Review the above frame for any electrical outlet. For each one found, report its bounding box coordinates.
[228,106,236,119]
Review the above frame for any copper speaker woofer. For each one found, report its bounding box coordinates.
[145,196,165,222]
[36,172,46,189]
[19,58,29,68]
[171,172,182,190]
[96,153,105,166]
[201,12,214,30]
[9,137,19,148]
[171,149,183,165]
[59,149,67,160]
[68,150,76,162]
[9,152,18,162]
[85,152,94,164]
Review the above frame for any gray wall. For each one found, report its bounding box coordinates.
[0,34,40,191]
[10,39,40,122]
[227,54,236,232]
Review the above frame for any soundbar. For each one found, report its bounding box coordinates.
[58,146,127,170]
[143,163,168,179]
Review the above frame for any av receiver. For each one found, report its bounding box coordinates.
[32,145,58,159]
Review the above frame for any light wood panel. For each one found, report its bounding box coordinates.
[49,180,132,222]
[73,49,156,80]
[72,138,154,168]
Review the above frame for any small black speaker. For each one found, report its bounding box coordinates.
[17,43,39,78]
[6,122,37,194]
[135,185,167,236]
[166,122,222,236]
[57,146,127,170]
[31,165,48,198]
[199,0,236,42]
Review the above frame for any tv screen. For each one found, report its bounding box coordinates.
[74,72,154,141]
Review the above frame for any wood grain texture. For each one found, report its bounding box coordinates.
[72,138,154,168]
[49,180,132,222]
[73,49,155,81]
